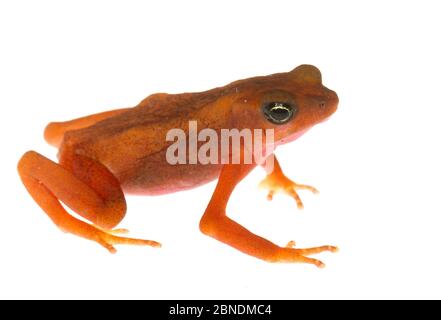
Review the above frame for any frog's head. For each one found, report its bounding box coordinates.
[230,64,338,146]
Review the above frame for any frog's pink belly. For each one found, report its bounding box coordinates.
[118,159,222,195]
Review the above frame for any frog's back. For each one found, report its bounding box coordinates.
[60,90,234,194]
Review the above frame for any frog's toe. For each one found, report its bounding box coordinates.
[276,244,338,267]
[287,187,304,209]
[96,236,117,254]
[286,240,296,248]
[107,228,130,235]
[266,190,275,201]
[293,183,319,194]
[94,225,130,235]
[97,232,162,253]
[259,174,318,209]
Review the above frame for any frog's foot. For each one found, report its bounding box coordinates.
[91,227,160,252]
[95,231,161,254]
[280,241,338,268]
[259,173,318,209]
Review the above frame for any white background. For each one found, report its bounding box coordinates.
[1,0,440,299]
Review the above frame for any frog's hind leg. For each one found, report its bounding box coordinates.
[44,108,131,148]
[17,150,161,253]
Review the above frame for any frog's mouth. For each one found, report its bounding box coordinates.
[276,115,332,145]
[277,127,310,145]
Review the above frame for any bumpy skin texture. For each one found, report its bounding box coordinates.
[18,65,339,267]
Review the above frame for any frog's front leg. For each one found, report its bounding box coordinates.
[259,155,318,209]
[17,151,161,253]
[199,162,337,267]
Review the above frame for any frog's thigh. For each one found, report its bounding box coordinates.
[18,151,126,233]
[18,151,153,251]
[44,108,130,147]
[19,150,126,228]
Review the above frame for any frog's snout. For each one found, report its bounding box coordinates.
[326,89,339,115]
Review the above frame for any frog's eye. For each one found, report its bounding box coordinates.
[262,102,296,124]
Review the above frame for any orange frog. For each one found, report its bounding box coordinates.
[18,65,339,267]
